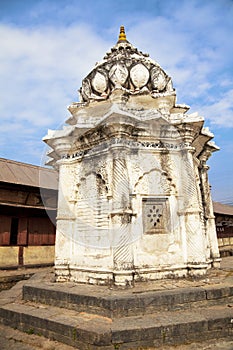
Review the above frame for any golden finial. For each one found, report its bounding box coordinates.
[118,25,127,42]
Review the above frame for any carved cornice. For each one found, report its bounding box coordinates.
[62,137,193,161]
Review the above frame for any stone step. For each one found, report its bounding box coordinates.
[23,280,233,318]
[0,301,111,350]
[0,298,233,349]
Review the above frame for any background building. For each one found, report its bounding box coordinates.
[0,158,58,269]
[213,201,233,256]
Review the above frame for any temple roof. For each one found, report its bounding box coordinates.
[79,26,174,103]
[43,26,219,167]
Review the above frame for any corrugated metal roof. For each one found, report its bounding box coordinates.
[0,158,58,190]
[213,201,233,216]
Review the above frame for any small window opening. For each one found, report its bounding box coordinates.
[10,218,19,245]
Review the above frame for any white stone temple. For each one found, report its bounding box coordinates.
[44,26,220,286]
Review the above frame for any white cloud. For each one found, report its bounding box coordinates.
[0,23,111,164]
[0,24,110,152]
[196,89,233,127]
[124,1,233,123]
[1,0,233,167]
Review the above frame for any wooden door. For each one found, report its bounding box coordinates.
[0,215,11,245]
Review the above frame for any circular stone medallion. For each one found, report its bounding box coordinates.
[130,63,149,89]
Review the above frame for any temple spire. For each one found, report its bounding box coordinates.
[118,25,127,42]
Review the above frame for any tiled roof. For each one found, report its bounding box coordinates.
[213,201,233,216]
[0,158,58,190]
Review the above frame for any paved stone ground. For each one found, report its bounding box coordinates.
[0,257,233,349]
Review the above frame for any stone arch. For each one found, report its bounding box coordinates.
[133,168,173,195]
[77,171,109,199]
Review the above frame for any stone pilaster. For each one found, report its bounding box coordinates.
[110,146,134,286]
[179,146,207,273]
[199,152,220,265]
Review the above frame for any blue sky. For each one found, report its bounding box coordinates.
[0,0,233,204]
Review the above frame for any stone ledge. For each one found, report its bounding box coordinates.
[0,300,232,349]
[23,281,233,318]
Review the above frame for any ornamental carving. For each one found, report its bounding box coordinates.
[151,66,167,91]
[109,63,128,87]
[134,168,172,195]
[78,30,174,103]
[130,63,149,89]
[91,70,108,94]
[81,78,92,100]
[142,198,170,234]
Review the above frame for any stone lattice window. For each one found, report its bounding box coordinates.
[142,198,170,234]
